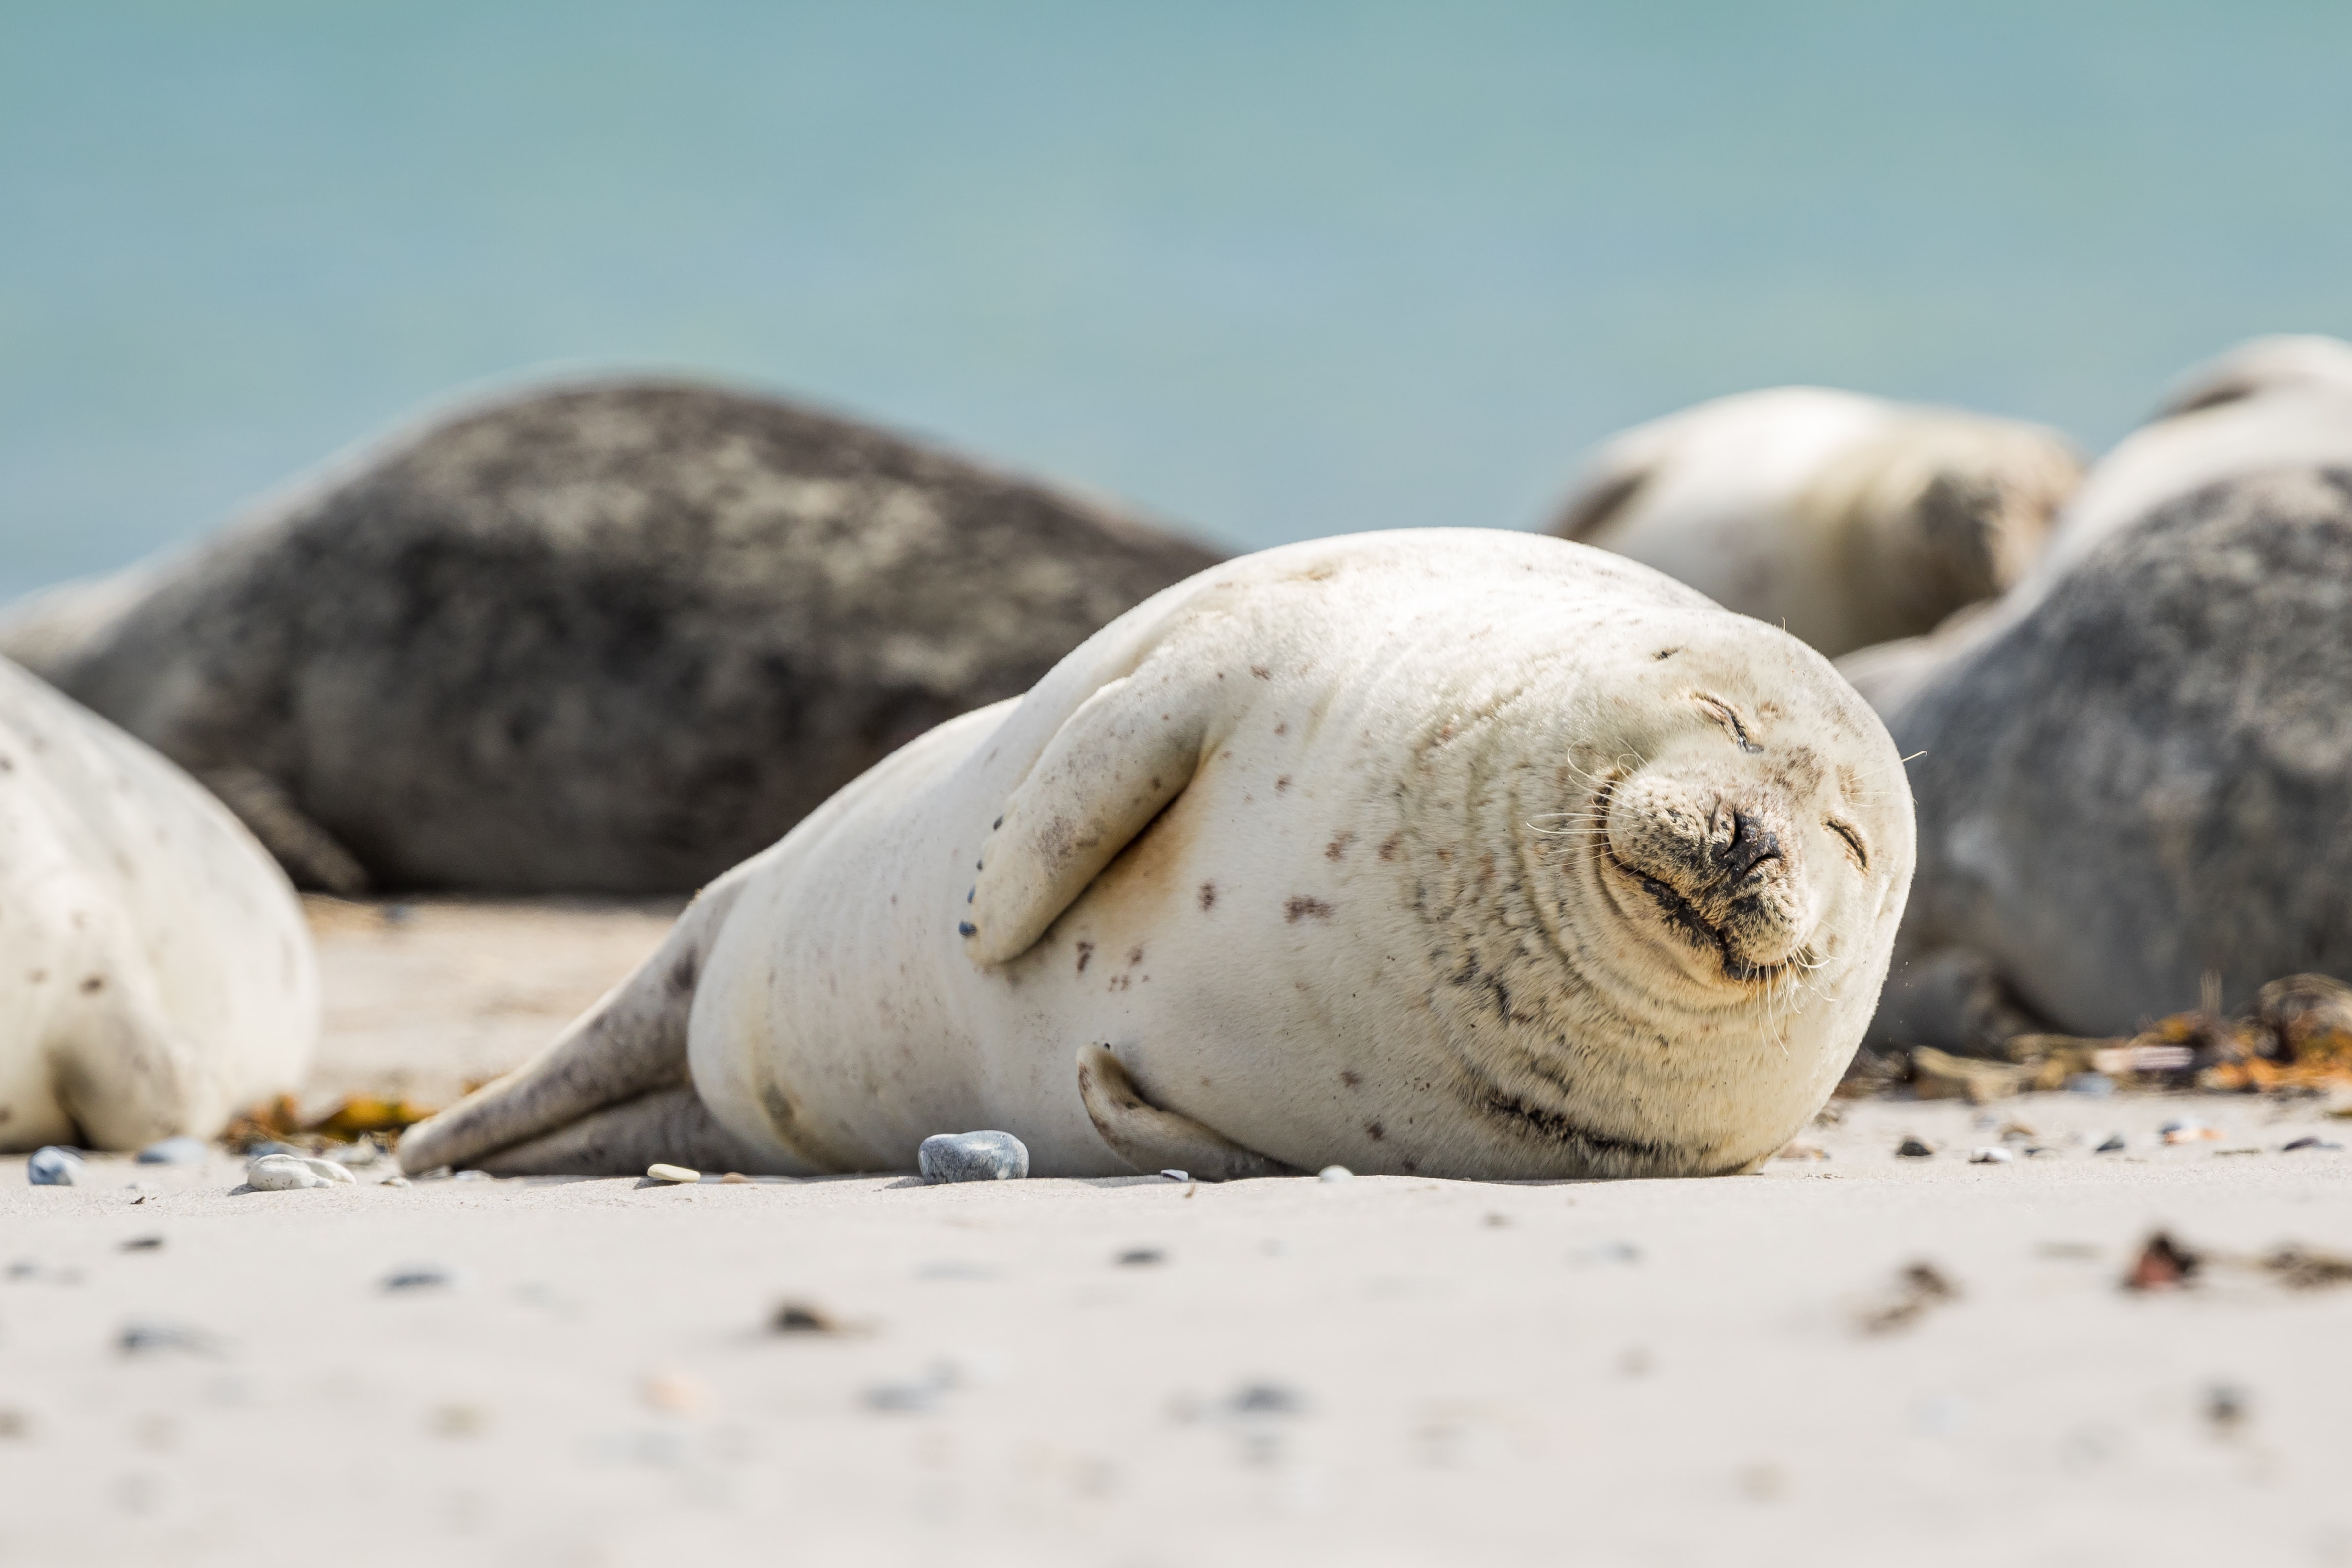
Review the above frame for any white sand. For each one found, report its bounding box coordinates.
[5,903,2351,1566]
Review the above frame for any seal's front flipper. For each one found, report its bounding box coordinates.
[962,649,1228,965]
[1076,1043,1297,1181]
[396,877,756,1176]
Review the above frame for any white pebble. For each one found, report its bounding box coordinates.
[1318,1165,1354,1182]
[27,1146,85,1186]
[1157,1169,1189,1182]
[247,1153,333,1190]
[646,1163,700,1184]
[1969,1146,2015,1165]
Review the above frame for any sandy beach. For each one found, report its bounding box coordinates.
[4,901,2351,1566]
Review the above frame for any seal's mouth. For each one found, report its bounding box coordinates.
[1588,778,1804,986]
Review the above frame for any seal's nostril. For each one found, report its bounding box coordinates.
[1711,808,1781,883]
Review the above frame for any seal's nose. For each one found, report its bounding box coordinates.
[1709,806,1781,885]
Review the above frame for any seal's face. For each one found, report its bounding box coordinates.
[1572,666,1910,1009]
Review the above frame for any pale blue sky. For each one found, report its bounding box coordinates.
[2,2,2347,593]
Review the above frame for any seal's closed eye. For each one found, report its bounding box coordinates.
[1693,694,1764,754]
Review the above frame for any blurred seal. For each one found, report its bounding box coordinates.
[1864,452,2352,1049]
[1551,386,2080,658]
[0,658,315,1153]
[397,531,1912,1182]
[0,379,1223,895]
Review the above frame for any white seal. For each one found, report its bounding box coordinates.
[399,531,1913,1182]
[0,658,317,1151]
[1551,387,2081,657]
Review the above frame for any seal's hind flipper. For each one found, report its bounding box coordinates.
[468,1085,778,1177]
[1076,1043,1297,1181]
[396,879,752,1176]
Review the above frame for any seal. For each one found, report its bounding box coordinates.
[2152,333,2352,420]
[1839,346,2352,719]
[1551,387,2081,658]
[0,657,316,1152]
[397,530,1914,1181]
[0,378,1223,896]
[1862,455,2352,1051]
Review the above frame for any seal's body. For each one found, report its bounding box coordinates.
[0,659,315,1152]
[0,379,1222,896]
[1553,387,2080,658]
[1852,345,2352,1049]
[400,532,1912,1182]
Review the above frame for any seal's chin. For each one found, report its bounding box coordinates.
[1594,778,1813,987]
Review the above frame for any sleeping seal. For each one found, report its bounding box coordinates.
[0,379,1222,896]
[1550,387,2081,658]
[0,658,315,1152]
[397,530,1913,1181]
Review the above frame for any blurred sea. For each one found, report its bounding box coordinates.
[2,1,2348,597]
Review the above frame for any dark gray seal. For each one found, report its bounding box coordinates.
[1869,463,2352,1049]
[0,380,1224,895]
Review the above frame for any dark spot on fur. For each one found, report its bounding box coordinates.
[1400,1157,1419,1174]
[1285,896,1335,922]
[1127,947,1144,967]
[1276,775,1292,792]
[1149,776,1162,790]
[1340,1070,1362,1088]
[1654,648,1679,660]
[1365,1121,1385,1141]
[1250,665,1272,680]
[79,975,104,994]
[1198,882,1217,911]
[1325,832,1355,861]
[1378,833,1401,860]
[1274,721,1288,736]
[957,921,976,937]
[992,815,1003,829]
[1075,940,1095,974]
[669,951,698,992]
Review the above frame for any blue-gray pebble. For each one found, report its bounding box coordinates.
[136,1136,208,1165]
[918,1131,1030,1183]
[28,1146,84,1185]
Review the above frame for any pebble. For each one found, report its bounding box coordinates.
[1318,1165,1354,1182]
[917,1131,1029,1183]
[2094,1132,2127,1152]
[1895,1137,1934,1159]
[2283,1135,2344,1152]
[2066,1072,2116,1096]
[1116,1248,1166,1266]
[135,1136,207,1166]
[2160,1117,2219,1144]
[27,1146,84,1185]
[645,1163,700,1184]
[1227,1381,1307,1416]
[118,1320,222,1357]
[1969,1146,2015,1164]
[1158,1169,1189,1182]
[381,1265,458,1292]
[246,1153,356,1191]
[771,1301,842,1334]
